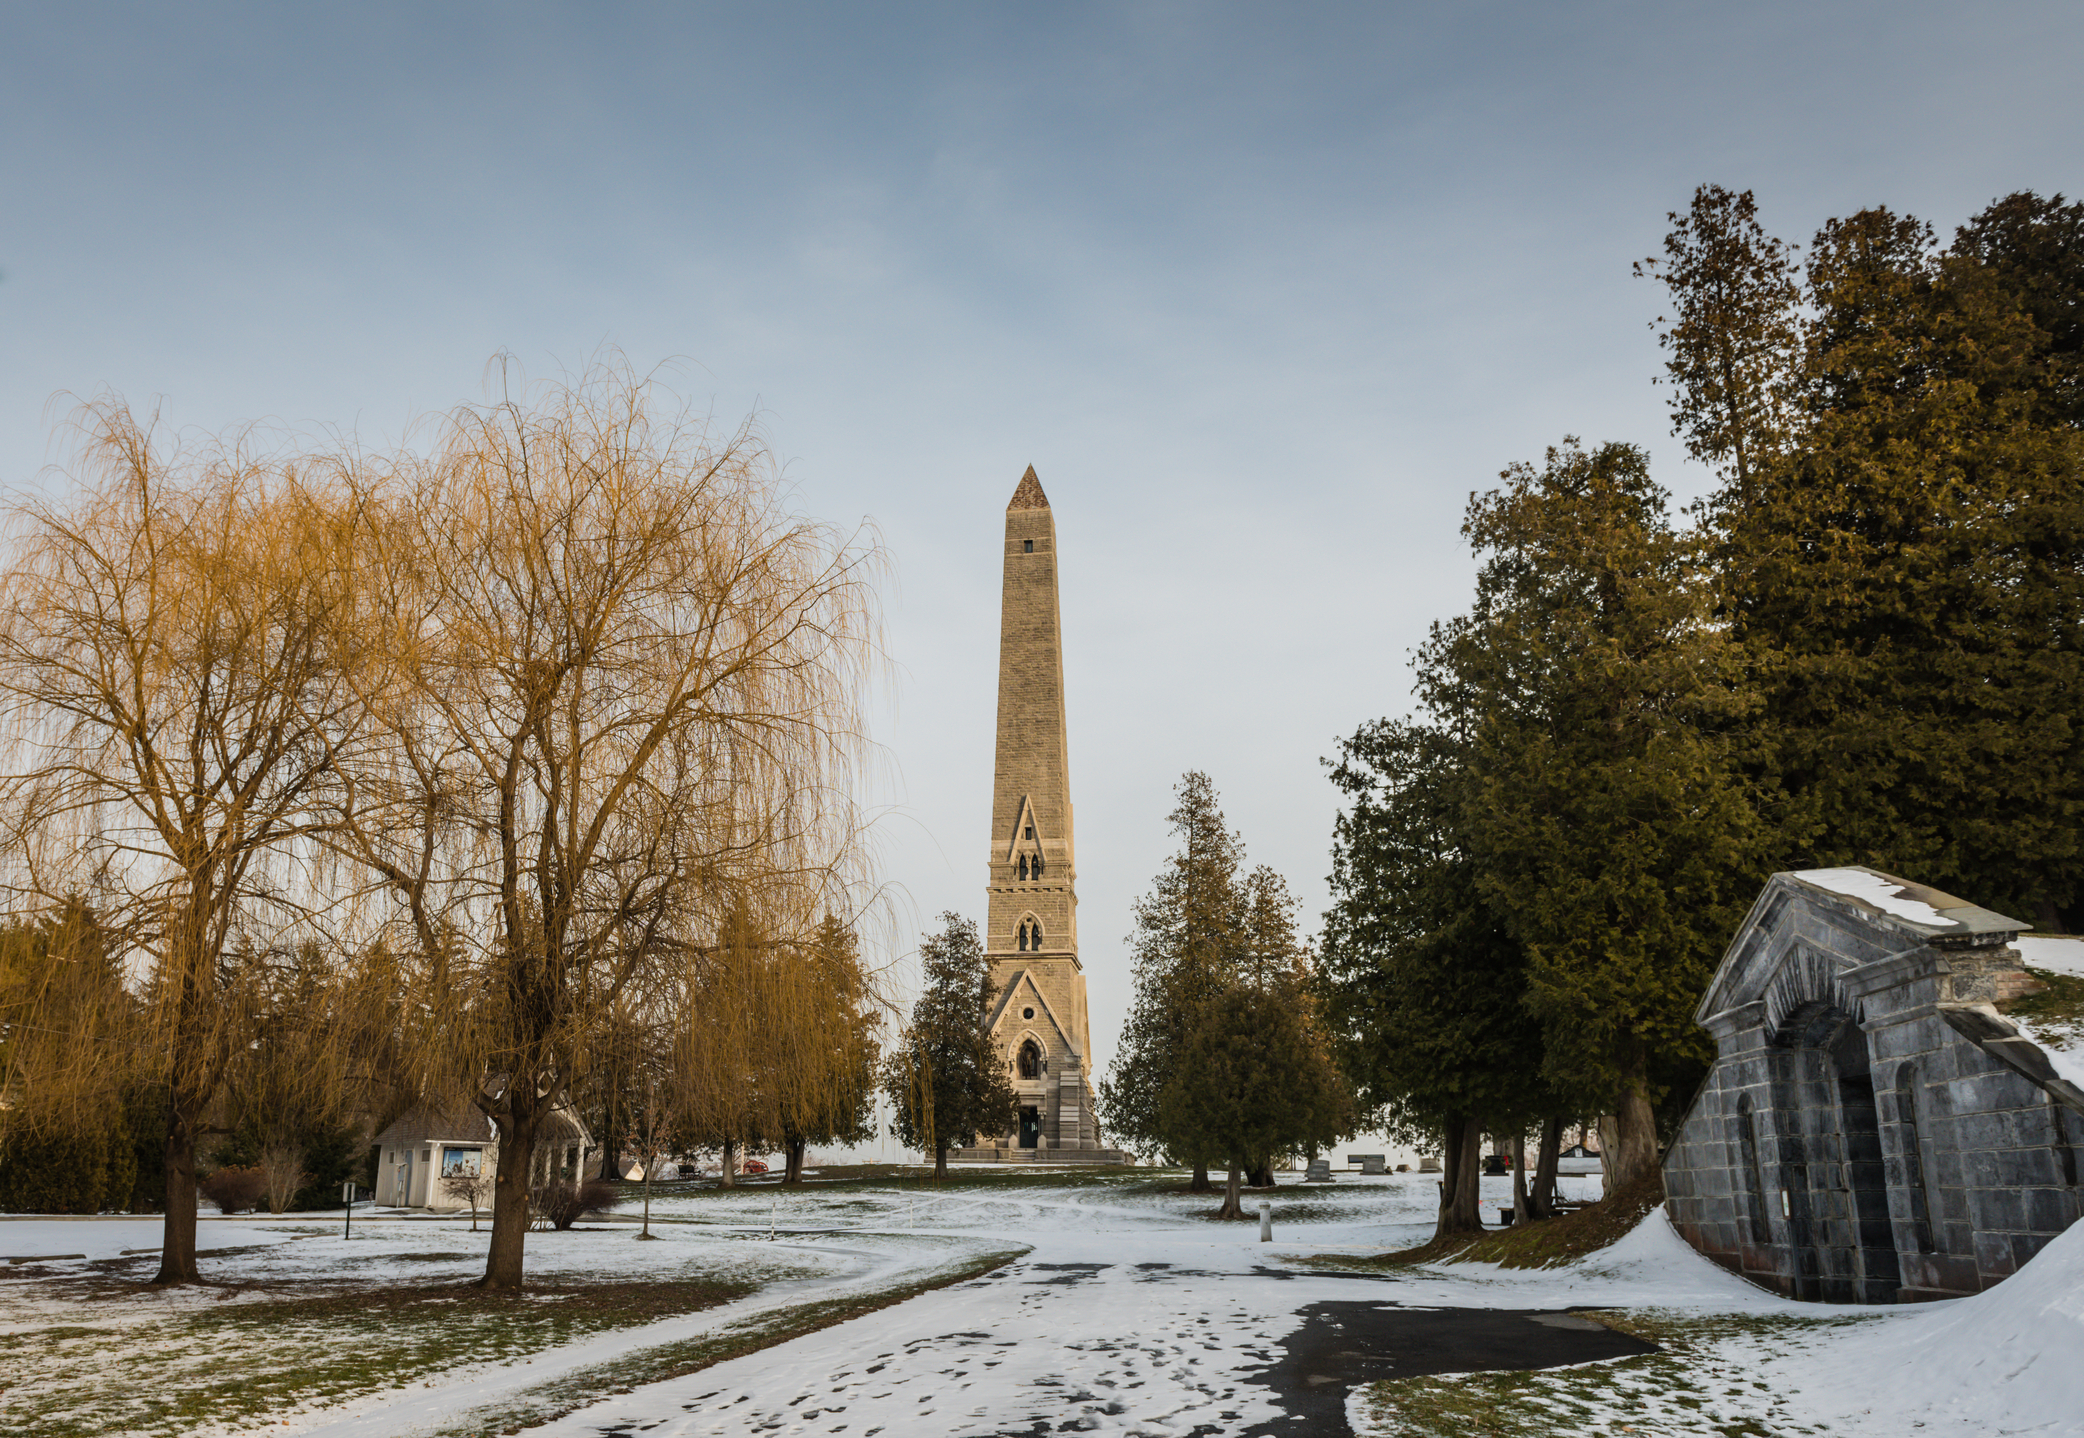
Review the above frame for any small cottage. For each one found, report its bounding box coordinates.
[372,1101,593,1211]
[1663,867,2084,1303]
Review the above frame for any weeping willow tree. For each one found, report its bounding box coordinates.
[672,902,881,1186]
[333,359,883,1289]
[0,402,382,1283]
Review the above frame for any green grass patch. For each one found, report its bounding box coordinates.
[1309,1167,1665,1273]
[1353,1309,1875,1437]
[0,1274,758,1438]
[2006,965,2084,1043]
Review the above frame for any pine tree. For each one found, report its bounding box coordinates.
[1099,773,1248,1190]
[880,914,1015,1180]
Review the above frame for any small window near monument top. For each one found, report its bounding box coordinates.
[1024,539,1034,552]
[1025,826,1034,839]
[1023,1006,1035,1020]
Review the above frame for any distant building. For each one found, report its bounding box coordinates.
[372,1100,593,1211]
[953,468,1125,1164]
[1663,867,2084,1303]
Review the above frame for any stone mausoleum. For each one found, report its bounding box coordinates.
[1663,866,2084,1303]
[953,468,1124,1164]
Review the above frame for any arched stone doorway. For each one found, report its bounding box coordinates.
[1773,1000,1902,1304]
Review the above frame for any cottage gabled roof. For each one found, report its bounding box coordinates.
[373,1098,592,1151]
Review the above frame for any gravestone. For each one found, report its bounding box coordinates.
[1352,1154,1386,1175]
[1303,1157,1333,1183]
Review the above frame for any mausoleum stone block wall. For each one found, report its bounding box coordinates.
[1664,868,2084,1303]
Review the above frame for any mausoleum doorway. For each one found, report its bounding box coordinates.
[1019,1106,1041,1149]
[1777,999,1901,1304]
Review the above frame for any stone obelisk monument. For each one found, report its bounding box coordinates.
[957,466,1119,1161]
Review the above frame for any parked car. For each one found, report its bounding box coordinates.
[741,1158,769,1175]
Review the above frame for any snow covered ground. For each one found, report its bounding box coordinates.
[4,1167,2080,1437]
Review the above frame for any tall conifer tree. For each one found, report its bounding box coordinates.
[880,914,1014,1180]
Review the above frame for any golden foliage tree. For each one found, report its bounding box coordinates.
[334,361,882,1289]
[0,403,375,1282]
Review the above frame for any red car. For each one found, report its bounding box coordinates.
[740,1158,769,1175]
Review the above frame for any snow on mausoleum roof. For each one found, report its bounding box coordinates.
[1788,866,2025,942]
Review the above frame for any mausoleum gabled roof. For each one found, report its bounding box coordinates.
[1693,866,2029,1031]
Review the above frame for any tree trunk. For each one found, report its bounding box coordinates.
[598,1095,620,1181]
[150,1099,201,1285]
[1246,1159,1273,1189]
[480,1103,540,1291]
[1511,1133,1529,1225]
[1596,1114,1619,1193]
[783,1137,806,1186]
[1189,1160,1212,1193]
[719,1138,737,1188]
[934,1144,949,1181]
[1529,1115,1564,1220]
[1216,1165,1243,1220]
[1433,1113,1485,1239]
[1608,1061,1662,1194]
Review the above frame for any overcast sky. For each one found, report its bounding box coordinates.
[4,2,2081,1080]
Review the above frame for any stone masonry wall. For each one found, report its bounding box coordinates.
[1664,877,2084,1303]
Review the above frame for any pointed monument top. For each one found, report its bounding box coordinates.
[1008,465,1050,511]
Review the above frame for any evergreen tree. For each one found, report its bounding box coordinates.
[880,914,1015,1180]
[1653,195,2084,923]
[1099,773,1248,1190]
[1157,978,1351,1220]
[0,906,140,1214]
[1635,184,1803,496]
[773,916,881,1186]
[1423,440,1759,1191]
[1319,719,1556,1236]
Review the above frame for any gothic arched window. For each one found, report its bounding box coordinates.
[1018,1039,1042,1079]
[1033,854,1045,879]
[1017,854,1029,882]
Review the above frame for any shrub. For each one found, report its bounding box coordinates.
[533,1178,622,1230]
[199,1166,267,1214]
[0,1120,135,1214]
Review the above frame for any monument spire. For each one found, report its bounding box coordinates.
[954,464,1117,1160]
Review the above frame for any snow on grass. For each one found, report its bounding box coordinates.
[7,1173,2080,1436]
[2015,934,2084,980]
[1351,1203,2084,1438]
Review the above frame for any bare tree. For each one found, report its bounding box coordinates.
[0,402,374,1283]
[335,360,882,1290]
[441,1169,491,1231]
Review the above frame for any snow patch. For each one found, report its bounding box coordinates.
[1794,868,1952,926]
[1804,1214,2084,1434]
[2008,1011,2084,1093]
[2017,933,2084,979]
